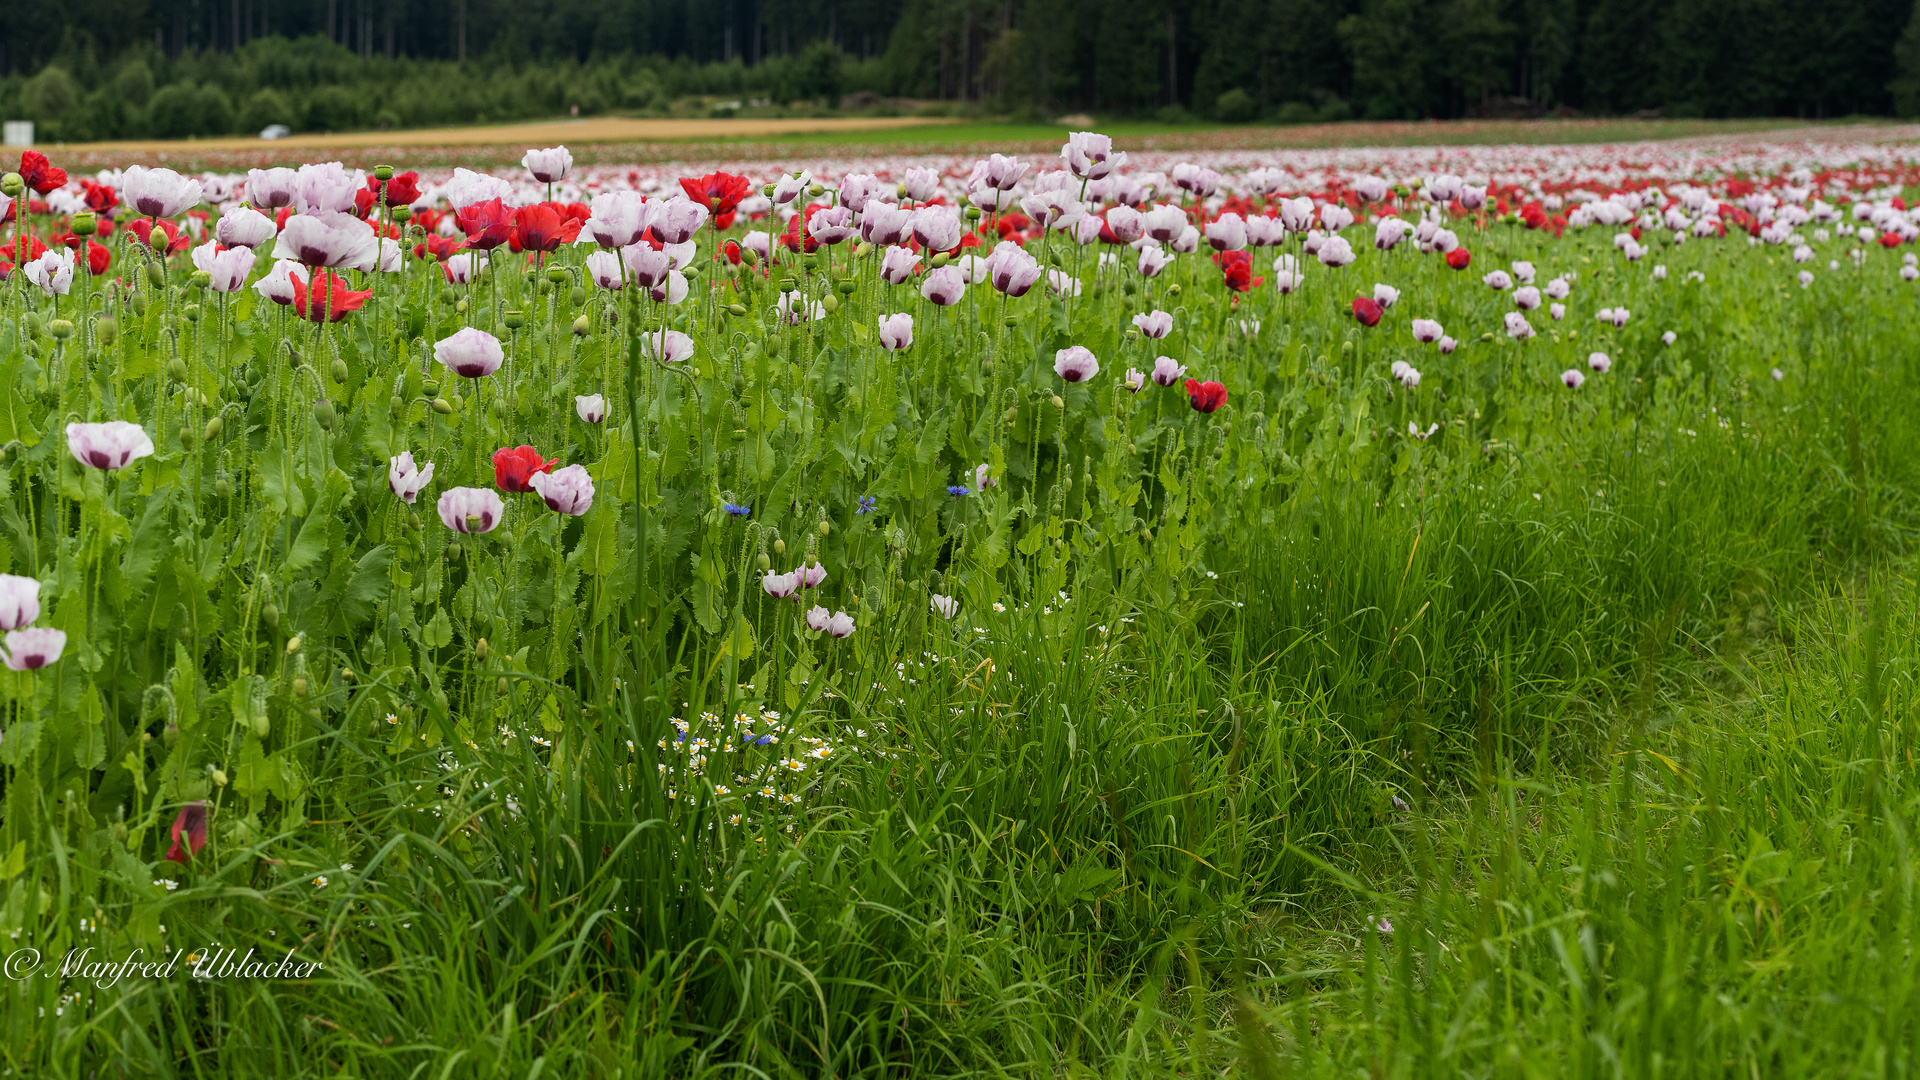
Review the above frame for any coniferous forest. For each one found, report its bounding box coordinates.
[1,0,1918,147]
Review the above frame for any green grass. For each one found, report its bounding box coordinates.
[2,196,1918,1076]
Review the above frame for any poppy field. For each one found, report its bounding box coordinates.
[1,131,1919,1076]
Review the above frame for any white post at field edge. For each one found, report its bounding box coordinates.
[1,122,32,148]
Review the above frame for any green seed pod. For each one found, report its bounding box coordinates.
[182,303,201,322]
[47,319,74,340]
[504,310,526,329]
[189,270,211,290]
[836,280,857,295]
[204,415,223,441]
[145,262,166,289]
[331,358,350,383]
[0,173,23,198]
[313,398,336,430]
[374,164,395,181]
[432,398,453,415]
[422,380,441,395]
[546,265,568,284]
[391,204,413,223]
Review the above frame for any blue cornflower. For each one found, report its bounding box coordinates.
[724,502,751,517]
[746,733,777,746]
[855,496,876,514]
[947,485,970,497]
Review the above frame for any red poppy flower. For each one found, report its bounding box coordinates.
[165,802,208,864]
[511,203,582,253]
[456,198,515,251]
[1444,247,1472,271]
[274,206,295,233]
[17,151,67,195]
[415,233,467,262]
[1213,249,1262,292]
[291,270,373,323]
[0,261,11,282]
[1185,379,1228,413]
[1351,296,1383,327]
[781,203,825,254]
[353,186,377,219]
[679,171,753,230]
[84,240,110,276]
[127,217,190,254]
[723,239,743,264]
[0,235,49,264]
[492,445,555,493]
[83,181,117,214]
[371,170,422,208]
[1879,231,1904,248]
[27,199,48,216]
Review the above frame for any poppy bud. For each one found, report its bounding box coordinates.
[71,212,97,236]
[573,315,591,336]
[432,398,453,414]
[757,552,771,571]
[727,303,748,316]
[818,521,831,536]
[1167,284,1182,296]
[168,357,188,381]
[287,634,303,654]
[327,357,348,383]
[204,416,223,441]
[374,164,394,181]
[476,638,490,660]
[47,319,73,340]
[570,286,584,305]
[762,183,776,197]
[1052,395,1066,410]
[1341,341,1353,357]
[931,253,951,269]
[190,270,211,290]
[288,346,304,367]
[149,228,172,254]
[293,676,309,698]
[455,298,469,314]
[821,295,839,313]
[807,183,825,197]
[0,173,22,198]
[740,246,759,266]
[504,310,526,330]
[408,511,422,530]
[497,677,510,697]
[131,293,147,316]
[163,723,180,748]
[178,425,192,446]
[215,474,230,498]
[262,602,279,626]
[212,768,229,787]
[313,398,336,430]
[145,262,166,289]
[774,538,786,556]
